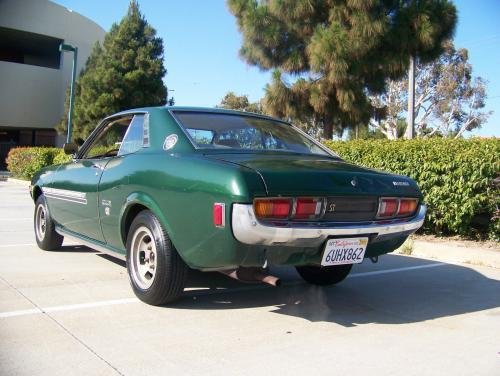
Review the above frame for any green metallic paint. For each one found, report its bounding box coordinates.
[121,152,266,269]
[31,106,424,271]
[45,158,109,242]
[206,153,421,198]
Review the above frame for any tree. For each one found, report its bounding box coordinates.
[262,71,324,138]
[228,0,457,139]
[218,92,263,113]
[370,43,491,138]
[57,1,167,139]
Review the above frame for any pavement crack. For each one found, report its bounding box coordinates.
[0,274,124,376]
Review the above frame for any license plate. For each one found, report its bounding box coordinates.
[321,237,368,266]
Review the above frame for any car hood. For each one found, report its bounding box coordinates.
[205,153,421,197]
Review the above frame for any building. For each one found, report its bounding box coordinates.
[0,0,105,169]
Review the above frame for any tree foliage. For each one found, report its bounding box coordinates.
[57,1,167,139]
[228,0,457,139]
[370,42,491,138]
[218,92,263,113]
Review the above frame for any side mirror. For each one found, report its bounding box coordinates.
[63,142,78,155]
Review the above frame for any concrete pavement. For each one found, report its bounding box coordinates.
[0,181,499,375]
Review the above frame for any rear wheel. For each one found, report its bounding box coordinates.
[34,195,63,251]
[126,210,187,305]
[295,264,353,286]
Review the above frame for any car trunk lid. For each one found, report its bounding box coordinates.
[205,152,421,198]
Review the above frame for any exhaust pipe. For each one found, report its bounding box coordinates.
[220,267,281,287]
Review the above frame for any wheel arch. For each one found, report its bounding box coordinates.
[32,185,43,202]
[119,192,178,255]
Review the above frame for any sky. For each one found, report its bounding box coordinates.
[53,0,499,137]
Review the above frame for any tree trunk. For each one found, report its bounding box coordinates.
[323,118,333,140]
[406,54,416,139]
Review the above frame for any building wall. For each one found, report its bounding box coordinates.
[0,0,105,149]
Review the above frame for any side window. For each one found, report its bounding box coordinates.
[118,115,144,156]
[83,117,131,159]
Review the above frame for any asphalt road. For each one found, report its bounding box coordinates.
[1,181,499,376]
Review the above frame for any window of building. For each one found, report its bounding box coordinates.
[0,27,62,69]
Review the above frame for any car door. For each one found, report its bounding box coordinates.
[98,114,146,250]
[46,116,132,242]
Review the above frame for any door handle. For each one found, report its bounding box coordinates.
[91,164,104,170]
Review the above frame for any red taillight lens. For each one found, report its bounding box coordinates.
[293,198,323,220]
[213,203,225,227]
[377,198,398,218]
[398,198,418,217]
[254,198,291,219]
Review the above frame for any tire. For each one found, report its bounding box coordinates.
[295,264,353,286]
[126,210,187,305]
[34,195,64,251]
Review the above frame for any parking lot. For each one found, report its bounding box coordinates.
[0,181,499,376]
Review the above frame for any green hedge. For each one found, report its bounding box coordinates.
[6,147,69,181]
[6,139,500,240]
[324,138,500,240]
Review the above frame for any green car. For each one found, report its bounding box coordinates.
[30,107,426,305]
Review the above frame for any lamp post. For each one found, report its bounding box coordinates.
[60,43,78,144]
[167,89,175,106]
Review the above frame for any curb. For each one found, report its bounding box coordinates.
[5,178,30,186]
[399,239,500,269]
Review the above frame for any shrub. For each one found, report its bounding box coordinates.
[6,147,67,181]
[53,151,72,165]
[324,138,500,240]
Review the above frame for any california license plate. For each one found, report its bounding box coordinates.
[321,237,368,266]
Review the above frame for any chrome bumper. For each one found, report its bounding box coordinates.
[232,204,426,247]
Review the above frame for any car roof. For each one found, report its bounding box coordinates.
[110,106,287,123]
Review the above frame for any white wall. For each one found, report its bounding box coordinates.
[0,0,105,134]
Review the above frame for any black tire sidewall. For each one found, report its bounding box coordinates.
[34,195,63,251]
[126,210,186,305]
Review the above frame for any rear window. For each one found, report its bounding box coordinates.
[173,111,330,156]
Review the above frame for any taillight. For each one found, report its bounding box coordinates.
[213,203,225,227]
[377,198,398,218]
[293,197,323,220]
[254,198,292,219]
[398,198,418,217]
[377,197,419,218]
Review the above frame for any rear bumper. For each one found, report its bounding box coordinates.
[232,204,426,247]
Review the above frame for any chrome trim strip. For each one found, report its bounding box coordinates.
[143,113,150,147]
[55,227,126,261]
[42,187,87,205]
[232,204,426,246]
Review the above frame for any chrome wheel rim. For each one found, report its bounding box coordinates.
[35,204,46,241]
[130,226,157,289]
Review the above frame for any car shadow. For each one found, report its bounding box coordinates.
[97,253,126,267]
[56,245,99,253]
[169,254,500,327]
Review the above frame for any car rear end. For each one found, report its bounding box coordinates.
[168,108,426,271]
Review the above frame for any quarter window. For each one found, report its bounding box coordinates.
[118,115,144,156]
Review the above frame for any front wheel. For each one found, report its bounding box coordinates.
[34,195,63,251]
[295,264,353,286]
[126,210,187,305]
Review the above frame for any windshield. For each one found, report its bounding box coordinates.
[172,111,331,156]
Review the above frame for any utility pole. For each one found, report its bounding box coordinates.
[406,54,416,139]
